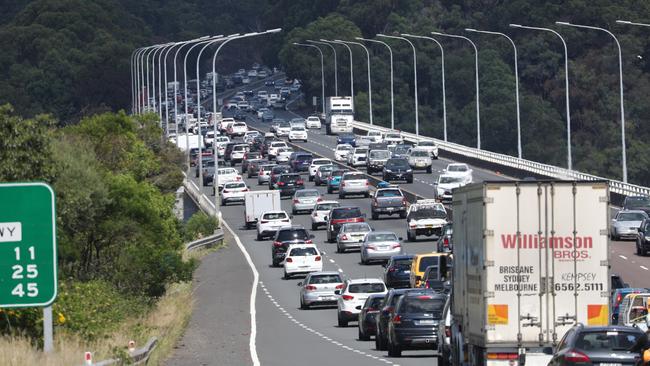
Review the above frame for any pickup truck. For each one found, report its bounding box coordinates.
[371,187,407,220]
[405,199,448,241]
[366,149,391,174]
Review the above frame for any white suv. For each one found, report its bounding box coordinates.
[339,172,370,199]
[283,244,323,279]
[306,116,322,129]
[308,158,333,181]
[336,278,387,327]
[288,125,308,142]
[256,210,292,240]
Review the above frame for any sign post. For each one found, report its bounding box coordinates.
[0,183,58,351]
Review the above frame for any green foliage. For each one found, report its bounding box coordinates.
[184,212,219,242]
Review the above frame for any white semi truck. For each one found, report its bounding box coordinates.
[450,181,610,366]
[325,96,354,135]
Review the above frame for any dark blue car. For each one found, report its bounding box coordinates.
[337,133,356,147]
[384,255,415,288]
[290,153,313,172]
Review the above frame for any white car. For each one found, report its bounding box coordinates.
[229,144,249,165]
[366,130,383,143]
[435,174,467,202]
[276,123,292,137]
[228,122,248,136]
[443,163,473,184]
[355,135,374,147]
[308,158,333,181]
[299,272,343,309]
[243,131,261,143]
[415,140,439,159]
[336,278,388,327]
[406,199,448,241]
[218,118,236,132]
[383,131,403,145]
[214,167,242,191]
[276,148,294,163]
[258,90,268,99]
[347,147,369,167]
[220,181,249,206]
[334,144,353,161]
[204,130,216,146]
[306,116,322,129]
[310,200,340,230]
[256,210,291,240]
[283,244,323,279]
[288,125,308,142]
[257,108,270,118]
[268,141,288,158]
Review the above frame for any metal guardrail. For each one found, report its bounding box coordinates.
[81,337,158,366]
[185,229,224,251]
[351,120,650,198]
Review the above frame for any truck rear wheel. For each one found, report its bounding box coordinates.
[388,342,401,357]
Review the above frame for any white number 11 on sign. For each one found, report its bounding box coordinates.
[14,246,35,261]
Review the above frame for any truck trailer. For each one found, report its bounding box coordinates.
[325,96,354,135]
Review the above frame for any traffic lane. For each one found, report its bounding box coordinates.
[609,239,650,288]
[188,169,443,363]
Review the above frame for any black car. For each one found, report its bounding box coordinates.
[271,226,313,267]
[358,294,384,341]
[548,324,643,366]
[268,165,292,189]
[383,158,413,183]
[436,223,453,253]
[387,290,447,357]
[383,255,415,288]
[290,153,313,172]
[337,133,357,147]
[275,173,304,197]
[375,288,413,351]
[636,218,650,255]
[223,142,239,162]
[241,151,262,174]
[246,159,267,178]
[326,207,366,243]
[261,136,279,156]
[623,195,650,215]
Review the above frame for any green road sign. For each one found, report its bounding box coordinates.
[0,183,57,308]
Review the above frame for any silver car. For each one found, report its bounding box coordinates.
[291,189,321,214]
[611,210,648,240]
[360,231,403,264]
[298,271,344,309]
[339,172,370,199]
[257,164,276,185]
[337,222,372,253]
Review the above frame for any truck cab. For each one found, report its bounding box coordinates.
[326,96,354,135]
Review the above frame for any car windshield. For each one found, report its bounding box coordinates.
[387,159,409,168]
[261,165,275,171]
[355,148,368,154]
[344,173,366,181]
[394,147,409,154]
[271,142,287,147]
[233,122,246,127]
[448,165,468,172]
[318,165,335,172]
[410,150,429,157]
[296,190,319,198]
[343,223,371,232]
[400,296,445,314]
[291,126,305,131]
[296,155,313,162]
[332,207,362,219]
[247,153,261,159]
[377,189,402,198]
[309,274,342,284]
[316,203,339,211]
[313,159,331,165]
[224,182,245,189]
[368,233,398,242]
[263,212,287,220]
[337,145,353,151]
[219,168,237,175]
[349,283,386,293]
[409,207,447,220]
[618,212,646,221]
[439,176,463,184]
[626,197,650,208]
[280,122,291,127]
[370,151,391,159]
[575,331,640,352]
[289,247,318,256]
[277,229,309,241]
[419,257,440,272]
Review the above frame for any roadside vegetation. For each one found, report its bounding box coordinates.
[0,104,200,363]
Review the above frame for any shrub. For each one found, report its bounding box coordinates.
[184,212,219,242]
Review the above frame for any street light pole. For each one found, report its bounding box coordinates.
[336,40,373,125]
[133,47,148,114]
[357,37,394,130]
[293,42,326,116]
[307,40,338,96]
[402,34,448,141]
[150,44,168,113]
[557,21,627,182]
[130,47,143,114]
[510,24,572,170]
[156,43,175,125]
[466,28,522,158]
[142,46,158,112]
[432,31,481,149]
[377,34,420,136]
[323,40,354,100]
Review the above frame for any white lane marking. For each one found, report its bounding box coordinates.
[338,268,343,272]
[619,255,628,260]
[329,259,336,263]
[220,219,261,366]
[641,266,649,271]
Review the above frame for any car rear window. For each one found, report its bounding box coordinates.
[400,296,445,314]
[296,155,313,162]
[392,259,413,269]
[280,174,300,182]
[262,212,287,220]
[349,283,386,293]
[377,189,402,198]
[343,173,366,180]
[313,159,331,165]
[272,166,291,174]
[318,165,335,172]
[309,275,342,284]
[289,247,318,256]
[419,141,434,146]
[447,165,468,172]
[387,159,409,168]
[224,182,246,189]
[368,233,398,242]
[343,223,370,232]
[315,203,339,211]
[331,170,347,177]
[332,207,362,219]
[370,151,391,159]
[296,190,319,197]
[366,297,384,309]
[575,331,640,351]
[277,229,309,241]
[389,293,405,306]
[419,257,440,272]
[410,150,429,157]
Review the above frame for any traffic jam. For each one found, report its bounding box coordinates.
[179,68,650,366]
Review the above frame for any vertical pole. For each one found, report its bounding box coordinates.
[43,306,53,353]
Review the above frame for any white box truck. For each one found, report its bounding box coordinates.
[325,96,354,135]
[450,181,610,366]
[244,190,281,229]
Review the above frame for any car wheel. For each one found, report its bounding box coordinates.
[315,180,320,186]
[388,341,402,357]
[327,232,334,243]
[637,242,642,255]
[372,213,379,220]
[364,192,370,198]
[375,333,386,351]
[312,223,318,231]
[338,312,348,327]
[256,233,263,241]
[358,327,370,341]
[283,271,290,280]
[230,161,235,167]
[339,193,345,199]
[642,246,648,256]
[426,166,432,174]
[220,200,226,206]
[407,231,416,242]
[309,175,313,182]
[399,212,407,219]
[300,299,309,310]
[292,208,297,215]
[327,187,333,194]
[406,177,413,184]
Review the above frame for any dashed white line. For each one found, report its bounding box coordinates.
[329,259,336,263]
[641,265,649,271]
[619,255,628,260]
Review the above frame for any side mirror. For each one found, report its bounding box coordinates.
[612,218,617,222]
[382,263,388,268]
[334,290,341,295]
[355,305,362,310]
[324,216,328,221]
[398,237,403,241]
[310,234,315,239]
[297,282,302,286]
[289,215,294,219]
[542,347,554,355]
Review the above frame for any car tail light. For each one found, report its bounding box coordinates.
[286,258,293,263]
[409,223,417,229]
[388,267,396,272]
[366,181,369,186]
[314,256,321,261]
[425,282,430,289]
[487,353,520,361]
[402,198,407,204]
[341,182,345,187]
[443,237,449,247]
[312,212,318,217]
[278,182,285,186]
[328,177,333,181]
[273,241,283,247]
[282,219,290,222]
[367,245,377,250]
[305,285,317,291]
[297,179,304,185]
[317,197,323,202]
[236,176,242,181]
[305,239,313,244]
[342,294,354,301]
[335,284,344,289]
[392,315,401,324]
[563,350,590,363]
[260,220,269,224]
[445,326,451,337]
[293,199,299,203]
[341,234,348,241]
[391,243,401,249]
